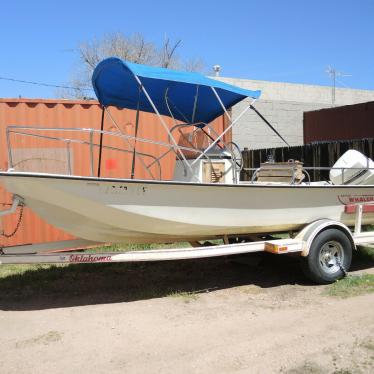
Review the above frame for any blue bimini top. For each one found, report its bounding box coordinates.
[92,57,261,124]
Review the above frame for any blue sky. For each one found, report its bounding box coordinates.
[1,0,373,98]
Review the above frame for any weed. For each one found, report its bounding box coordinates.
[282,361,324,374]
[16,330,63,348]
[326,274,374,298]
[360,339,374,352]
[167,290,198,302]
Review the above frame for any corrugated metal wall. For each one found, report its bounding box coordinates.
[0,98,228,247]
[304,101,374,144]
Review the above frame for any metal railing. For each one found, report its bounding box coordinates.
[6,125,233,180]
[7,126,164,179]
[245,165,374,185]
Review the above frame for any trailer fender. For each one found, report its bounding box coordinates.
[295,219,355,257]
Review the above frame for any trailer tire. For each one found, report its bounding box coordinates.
[302,228,352,284]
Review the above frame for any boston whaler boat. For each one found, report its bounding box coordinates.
[1,57,374,283]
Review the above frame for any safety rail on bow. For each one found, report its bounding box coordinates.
[5,126,221,180]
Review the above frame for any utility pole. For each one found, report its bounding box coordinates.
[326,66,351,106]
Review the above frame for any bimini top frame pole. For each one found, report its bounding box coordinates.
[191,96,257,166]
[103,107,157,180]
[131,73,195,176]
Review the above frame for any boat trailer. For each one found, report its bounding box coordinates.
[1,221,373,265]
[1,198,374,284]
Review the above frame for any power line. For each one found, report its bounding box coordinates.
[0,76,94,91]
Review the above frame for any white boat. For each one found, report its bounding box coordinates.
[1,57,374,245]
[1,172,374,244]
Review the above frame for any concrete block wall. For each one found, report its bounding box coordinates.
[216,77,374,149]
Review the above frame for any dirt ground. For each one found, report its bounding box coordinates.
[0,253,373,374]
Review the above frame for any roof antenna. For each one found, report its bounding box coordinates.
[213,65,221,77]
[326,66,351,106]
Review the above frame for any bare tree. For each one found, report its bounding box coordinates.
[159,37,182,68]
[79,33,158,70]
[183,57,205,72]
[59,32,204,99]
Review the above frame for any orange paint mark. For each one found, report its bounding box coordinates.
[105,159,118,170]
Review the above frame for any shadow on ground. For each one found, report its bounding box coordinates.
[0,251,372,311]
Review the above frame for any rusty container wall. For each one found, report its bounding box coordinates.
[0,98,228,247]
[304,101,374,144]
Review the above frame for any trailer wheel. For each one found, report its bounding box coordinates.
[302,228,352,284]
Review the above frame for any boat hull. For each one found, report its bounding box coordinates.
[1,172,374,243]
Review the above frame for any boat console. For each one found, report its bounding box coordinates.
[173,147,235,183]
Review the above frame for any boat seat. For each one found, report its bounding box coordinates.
[255,160,304,184]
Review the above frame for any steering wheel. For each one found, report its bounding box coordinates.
[227,141,243,173]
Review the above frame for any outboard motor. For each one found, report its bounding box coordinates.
[330,149,374,185]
